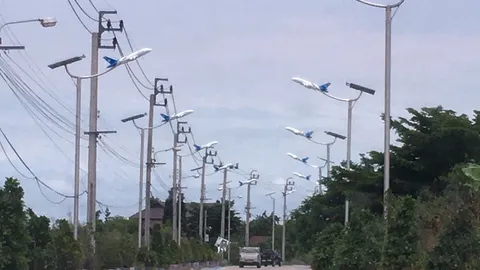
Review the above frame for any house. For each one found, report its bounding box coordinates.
[249,235,269,246]
[129,206,165,230]
[129,201,219,228]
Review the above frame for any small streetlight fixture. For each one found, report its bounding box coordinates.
[39,17,57,28]
[325,131,347,140]
[121,113,147,123]
[346,82,376,95]
[0,17,57,50]
[48,55,85,70]
[265,191,276,197]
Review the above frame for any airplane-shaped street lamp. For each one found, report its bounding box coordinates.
[292,76,376,227]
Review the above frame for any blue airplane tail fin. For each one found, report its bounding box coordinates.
[103,56,118,68]
[160,113,170,122]
[306,175,311,181]
[320,82,331,92]
[301,157,309,163]
[194,144,201,151]
[305,131,314,138]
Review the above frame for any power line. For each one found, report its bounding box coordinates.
[0,128,86,203]
[66,0,93,33]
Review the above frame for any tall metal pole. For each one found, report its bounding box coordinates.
[282,187,287,261]
[271,197,275,250]
[177,155,182,244]
[345,100,353,226]
[144,94,156,249]
[220,168,228,239]
[245,183,252,246]
[326,143,331,178]
[227,188,231,263]
[384,5,392,220]
[73,77,81,240]
[355,0,404,223]
[137,129,145,248]
[199,152,207,240]
[87,32,99,251]
[172,135,178,242]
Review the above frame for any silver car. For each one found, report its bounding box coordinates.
[239,247,261,268]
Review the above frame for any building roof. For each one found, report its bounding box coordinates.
[130,207,164,220]
[249,236,269,245]
[130,201,219,220]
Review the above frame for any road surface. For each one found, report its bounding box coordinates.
[212,265,311,270]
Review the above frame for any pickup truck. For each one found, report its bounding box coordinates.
[261,249,282,267]
[239,246,261,268]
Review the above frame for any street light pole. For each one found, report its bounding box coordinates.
[48,54,116,240]
[290,80,375,219]
[323,80,376,226]
[120,113,150,248]
[354,0,406,220]
[266,192,276,250]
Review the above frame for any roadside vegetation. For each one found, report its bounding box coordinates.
[284,106,480,269]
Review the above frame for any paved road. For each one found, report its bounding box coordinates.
[215,265,311,270]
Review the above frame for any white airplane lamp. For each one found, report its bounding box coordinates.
[287,153,309,163]
[103,48,152,68]
[293,172,311,181]
[285,126,314,139]
[292,77,330,92]
[160,109,194,123]
[194,141,218,152]
[239,179,257,186]
[214,163,235,172]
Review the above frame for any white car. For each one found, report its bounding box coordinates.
[239,246,261,268]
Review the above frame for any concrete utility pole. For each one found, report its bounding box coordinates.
[220,163,239,240]
[145,79,171,249]
[86,11,122,252]
[226,188,242,263]
[266,192,276,250]
[172,121,189,243]
[191,147,216,241]
[177,155,184,244]
[221,168,228,239]
[243,170,260,247]
[227,188,232,262]
[282,177,295,261]
[204,209,208,242]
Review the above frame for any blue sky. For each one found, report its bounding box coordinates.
[0,0,479,222]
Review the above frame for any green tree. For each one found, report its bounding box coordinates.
[27,208,52,270]
[0,177,30,269]
[96,216,136,269]
[46,219,83,270]
[311,223,343,270]
[381,195,421,269]
[427,204,480,269]
[332,210,382,269]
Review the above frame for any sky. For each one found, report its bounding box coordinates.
[0,0,479,223]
